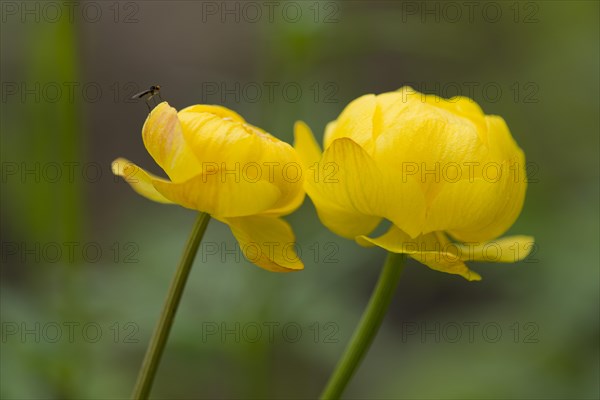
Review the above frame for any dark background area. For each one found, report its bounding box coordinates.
[1,1,599,398]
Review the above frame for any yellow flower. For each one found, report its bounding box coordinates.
[294,87,534,281]
[113,102,304,272]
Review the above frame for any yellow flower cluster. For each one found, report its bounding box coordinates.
[114,88,534,280]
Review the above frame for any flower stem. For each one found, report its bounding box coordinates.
[320,252,406,400]
[132,212,211,399]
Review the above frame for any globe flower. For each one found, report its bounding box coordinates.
[294,87,534,281]
[113,102,304,272]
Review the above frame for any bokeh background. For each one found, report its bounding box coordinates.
[1,1,599,398]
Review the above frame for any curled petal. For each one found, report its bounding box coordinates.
[454,235,536,263]
[226,216,304,272]
[357,226,481,281]
[111,158,173,204]
[141,102,201,182]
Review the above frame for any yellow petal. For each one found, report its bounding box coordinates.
[177,106,303,217]
[179,104,246,123]
[372,98,487,203]
[395,87,489,145]
[111,158,173,204]
[323,94,377,152]
[225,216,304,272]
[294,123,382,238]
[439,159,526,243]
[306,138,385,239]
[311,198,382,240]
[141,102,201,182]
[177,106,258,164]
[257,180,305,218]
[357,226,481,281]
[315,138,385,215]
[293,120,322,167]
[304,137,427,239]
[425,177,501,239]
[485,115,523,161]
[322,120,337,150]
[151,170,281,218]
[254,139,306,217]
[455,235,535,263]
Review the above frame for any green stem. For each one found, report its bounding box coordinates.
[320,252,406,400]
[132,212,211,399]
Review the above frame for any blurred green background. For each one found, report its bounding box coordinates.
[1,1,598,398]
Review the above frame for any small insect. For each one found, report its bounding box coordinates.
[131,85,162,111]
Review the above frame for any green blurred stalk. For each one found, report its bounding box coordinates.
[320,252,406,400]
[16,11,85,397]
[132,212,211,399]
[19,14,84,244]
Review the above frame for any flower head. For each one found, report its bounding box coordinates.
[294,87,534,280]
[113,102,304,272]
